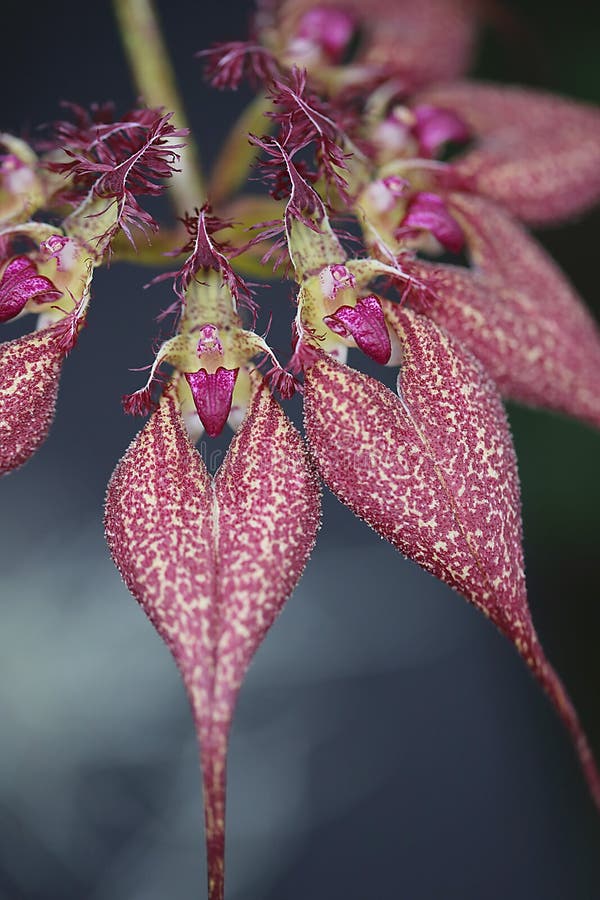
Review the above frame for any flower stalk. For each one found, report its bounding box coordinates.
[112,0,205,213]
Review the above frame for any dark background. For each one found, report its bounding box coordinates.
[1,1,599,898]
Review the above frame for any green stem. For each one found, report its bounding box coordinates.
[209,94,272,206]
[112,0,205,215]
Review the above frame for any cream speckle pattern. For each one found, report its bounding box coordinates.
[0,323,66,474]
[304,306,600,805]
[406,193,600,426]
[105,380,320,900]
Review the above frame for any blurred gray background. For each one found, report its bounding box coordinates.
[1,1,599,898]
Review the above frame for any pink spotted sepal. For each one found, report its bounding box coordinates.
[303,308,600,808]
[414,192,600,428]
[104,379,321,900]
[416,82,600,225]
[0,317,77,475]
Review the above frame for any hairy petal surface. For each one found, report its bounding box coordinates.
[304,310,600,804]
[412,192,600,426]
[418,81,600,224]
[0,324,67,475]
[105,382,320,900]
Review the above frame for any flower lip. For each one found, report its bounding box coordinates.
[323,294,391,364]
[185,366,240,438]
[412,104,470,158]
[396,191,464,254]
[0,255,61,323]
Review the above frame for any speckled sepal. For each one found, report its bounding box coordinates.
[412,192,600,427]
[417,81,600,225]
[0,324,67,475]
[104,380,321,900]
[304,309,600,805]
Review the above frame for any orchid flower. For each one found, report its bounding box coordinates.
[2,2,600,899]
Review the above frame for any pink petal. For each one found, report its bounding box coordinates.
[0,324,67,475]
[295,6,357,63]
[105,381,320,900]
[412,104,470,157]
[410,192,600,426]
[185,366,239,438]
[323,294,391,364]
[398,191,464,254]
[0,255,61,323]
[303,313,600,805]
[417,81,600,225]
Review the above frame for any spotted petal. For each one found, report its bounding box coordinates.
[303,309,600,805]
[0,323,69,475]
[411,192,600,426]
[417,81,600,225]
[105,381,320,900]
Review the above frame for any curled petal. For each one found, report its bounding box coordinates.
[418,81,600,224]
[0,324,67,474]
[412,104,470,157]
[304,311,600,804]
[323,294,391,364]
[185,366,239,438]
[105,381,320,900]
[412,192,600,427]
[397,192,464,254]
[0,256,61,323]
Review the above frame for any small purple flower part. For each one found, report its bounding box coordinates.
[185,367,240,438]
[264,366,300,399]
[291,6,357,64]
[0,256,61,323]
[323,294,391,364]
[183,325,241,437]
[397,191,464,254]
[196,323,225,357]
[267,0,477,91]
[412,104,470,158]
[319,263,356,300]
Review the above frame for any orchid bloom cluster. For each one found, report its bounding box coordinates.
[2,1,600,898]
